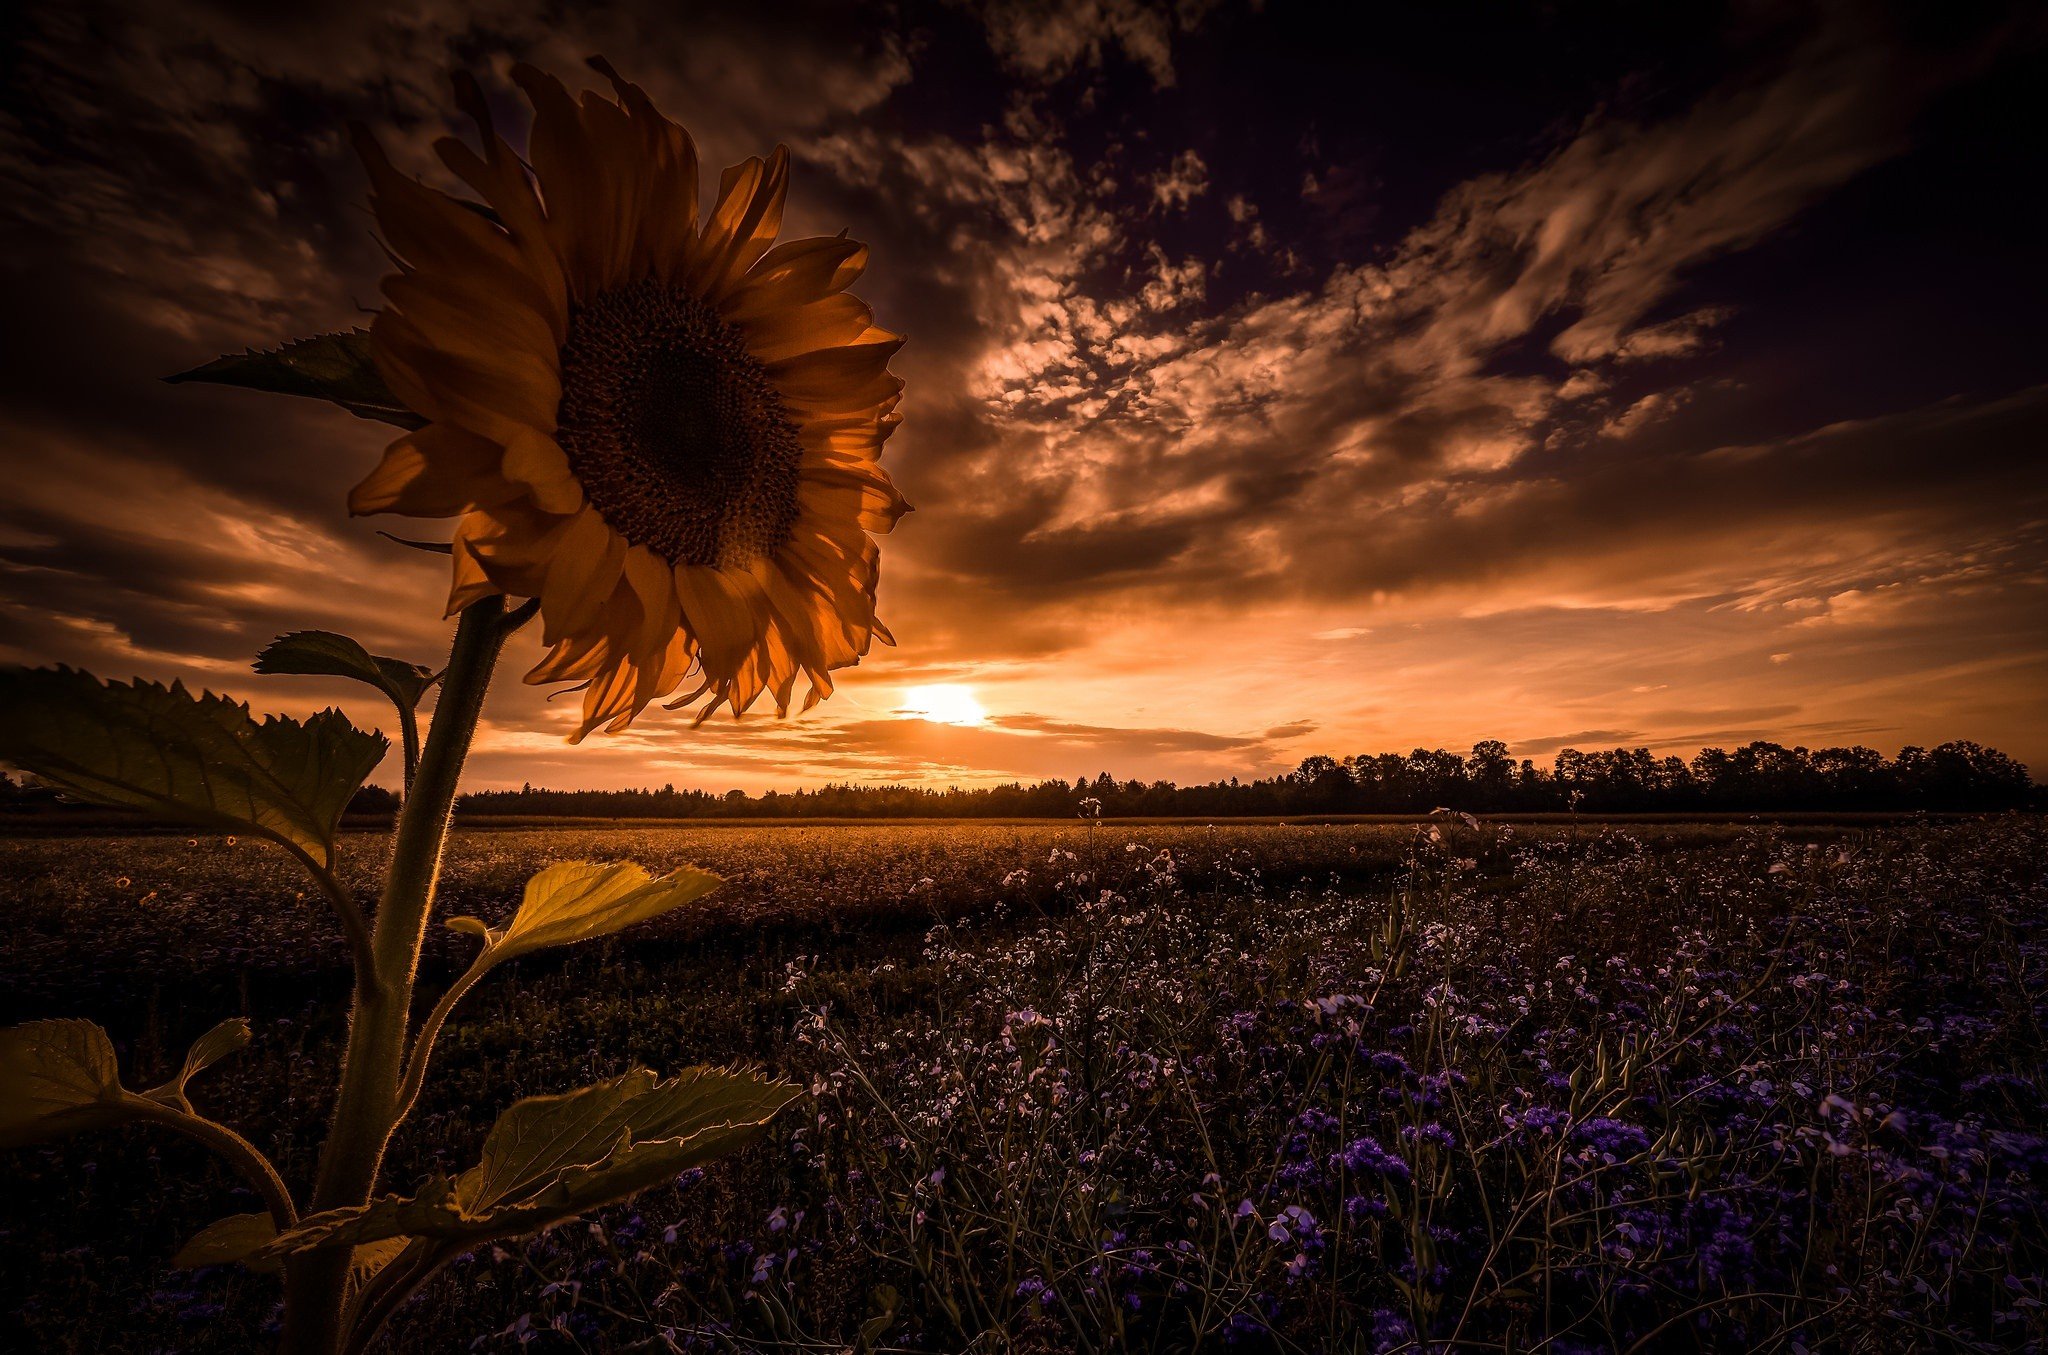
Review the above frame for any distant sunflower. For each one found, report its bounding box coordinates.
[348,61,908,739]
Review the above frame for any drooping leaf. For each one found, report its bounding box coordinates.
[255,630,435,712]
[173,1214,405,1285]
[0,1017,251,1148]
[167,330,424,430]
[349,1237,414,1289]
[263,1067,797,1256]
[174,1213,282,1273]
[858,1284,902,1352]
[0,667,388,868]
[142,1017,252,1114]
[0,1020,131,1148]
[448,861,721,968]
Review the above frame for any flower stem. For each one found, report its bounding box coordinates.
[281,594,509,1355]
[132,1101,298,1230]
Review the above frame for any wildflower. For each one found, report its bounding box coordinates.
[1333,1136,1412,1183]
[1574,1117,1652,1160]
[350,62,908,738]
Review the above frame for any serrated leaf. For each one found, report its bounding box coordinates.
[263,1067,797,1256]
[0,1017,250,1148]
[255,630,435,712]
[175,1213,282,1273]
[0,1020,131,1148]
[142,1017,252,1114]
[0,667,388,868]
[167,330,424,430]
[448,861,720,968]
[349,1236,413,1289]
[173,1214,404,1285]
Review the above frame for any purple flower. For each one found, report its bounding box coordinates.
[1333,1136,1412,1183]
[1574,1117,1652,1159]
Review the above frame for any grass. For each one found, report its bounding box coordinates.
[2,818,2043,1351]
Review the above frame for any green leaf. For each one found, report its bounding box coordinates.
[167,330,424,430]
[448,861,721,968]
[255,630,435,712]
[0,1017,251,1148]
[858,1284,902,1352]
[349,1237,414,1289]
[0,1020,132,1148]
[142,1017,252,1114]
[262,1067,797,1257]
[174,1214,405,1286]
[174,1213,282,1273]
[0,667,388,868]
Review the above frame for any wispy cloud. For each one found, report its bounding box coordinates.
[1,0,2041,787]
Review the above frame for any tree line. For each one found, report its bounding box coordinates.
[3,738,2033,823]
[416,738,2036,819]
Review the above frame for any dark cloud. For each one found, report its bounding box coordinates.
[2,0,2045,786]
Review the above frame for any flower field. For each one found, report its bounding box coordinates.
[2,817,2043,1352]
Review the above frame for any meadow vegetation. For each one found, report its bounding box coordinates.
[3,817,2043,1351]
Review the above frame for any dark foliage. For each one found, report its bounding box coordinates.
[437,738,2040,820]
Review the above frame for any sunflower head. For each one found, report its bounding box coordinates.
[348,60,909,740]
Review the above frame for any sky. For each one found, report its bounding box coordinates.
[1,0,2045,793]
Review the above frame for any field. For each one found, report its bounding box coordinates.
[2,818,2044,1352]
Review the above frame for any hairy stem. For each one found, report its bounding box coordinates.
[398,703,422,794]
[134,1101,298,1230]
[281,595,508,1355]
[390,960,488,1130]
[341,1241,454,1355]
[282,842,377,980]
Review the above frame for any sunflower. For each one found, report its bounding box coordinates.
[347,61,908,740]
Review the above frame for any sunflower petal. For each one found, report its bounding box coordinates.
[672,565,767,680]
[588,59,702,283]
[737,295,875,365]
[501,427,584,516]
[694,148,790,301]
[351,425,520,517]
[728,236,867,313]
[540,509,628,644]
[440,72,569,340]
[510,65,620,300]
[620,545,681,661]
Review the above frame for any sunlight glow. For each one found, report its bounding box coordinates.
[900,684,988,726]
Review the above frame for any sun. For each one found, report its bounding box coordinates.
[900,684,987,726]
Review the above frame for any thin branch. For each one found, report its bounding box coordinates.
[281,840,378,983]
[134,1101,298,1229]
[397,702,422,795]
[390,959,489,1130]
[341,1240,451,1355]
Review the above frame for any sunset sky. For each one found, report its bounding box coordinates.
[2,1,2044,792]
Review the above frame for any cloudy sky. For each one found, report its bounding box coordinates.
[3,0,2045,792]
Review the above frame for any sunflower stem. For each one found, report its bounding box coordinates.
[398,702,422,793]
[281,594,508,1355]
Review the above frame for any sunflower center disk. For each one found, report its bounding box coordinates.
[555,280,802,570]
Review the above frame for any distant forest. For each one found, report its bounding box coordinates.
[378,738,2036,819]
[3,739,2034,824]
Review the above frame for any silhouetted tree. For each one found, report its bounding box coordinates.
[428,737,2038,821]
